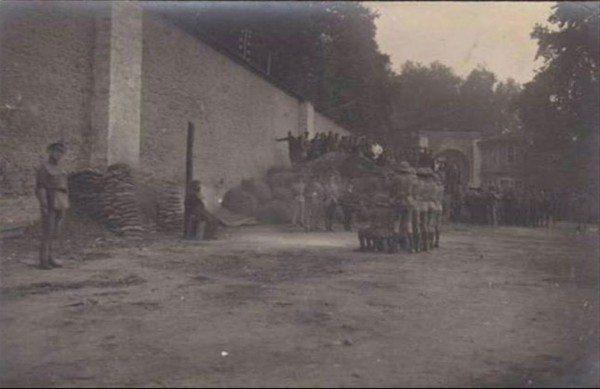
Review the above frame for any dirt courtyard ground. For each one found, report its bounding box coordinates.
[1,222,598,387]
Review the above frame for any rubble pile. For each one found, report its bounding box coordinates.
[156,184,184,231]
[100,164,145,237]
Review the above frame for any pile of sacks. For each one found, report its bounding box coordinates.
[99,164,146,237]
[156,184,184,232]
[68,169,104,219]
[222,169,303,224]
[221,151,389,224]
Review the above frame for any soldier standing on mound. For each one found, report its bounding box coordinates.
[35,141,69,270]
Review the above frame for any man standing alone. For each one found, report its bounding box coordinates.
[35,141,69,269]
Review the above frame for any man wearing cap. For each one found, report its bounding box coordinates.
[390,161,417,253]
[35,141,69,269]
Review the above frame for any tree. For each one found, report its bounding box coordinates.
[492,78,522,134]
[518,2,599,194]
[459,67,497,135]
[390,61,463,133]
[389,61,521,137]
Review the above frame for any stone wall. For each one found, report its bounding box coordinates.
[0,3,353,213]
[0,1,96,194]
[141,14,298,209]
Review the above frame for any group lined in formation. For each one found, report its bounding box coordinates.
[449,185,595,231]
[286,160,444,254]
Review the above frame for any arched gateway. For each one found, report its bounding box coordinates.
[416,130,482,192]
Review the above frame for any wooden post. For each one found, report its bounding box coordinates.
[183,121,195,238]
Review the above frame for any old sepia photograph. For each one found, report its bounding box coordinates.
[0,0,598,387]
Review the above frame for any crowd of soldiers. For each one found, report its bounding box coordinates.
[287,160,444,254]
[276,131,394,166]
[449,185,597,230]
[459,187,550,227]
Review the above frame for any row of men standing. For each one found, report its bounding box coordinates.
[285,161,445,254]
[388,163,445,253]
[276,131,389,165]
[289,172,348,232]
[451,186,595,229]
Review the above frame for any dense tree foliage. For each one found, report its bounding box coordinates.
[517,2,599,192]
[389,62,522,138]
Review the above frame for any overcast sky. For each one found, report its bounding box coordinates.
[364,1,555,84]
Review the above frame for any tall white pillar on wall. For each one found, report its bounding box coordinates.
[90,1,143,168]
[298,101,315,136]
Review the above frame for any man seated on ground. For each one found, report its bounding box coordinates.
[184,180,221,240]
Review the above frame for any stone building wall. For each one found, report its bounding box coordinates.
[0,1,96,194]
[141,14,306,209]
[0,2,352,214]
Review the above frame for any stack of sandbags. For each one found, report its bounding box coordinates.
[68,169,104,219]
[156,184,183,231]
[101,163,145,237]
[221,150,394,225]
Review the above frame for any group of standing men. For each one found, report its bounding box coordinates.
[387,162,445,253]
[276,131,391,165]
[285,159,445,254]
[289,171,351,232]
[457,186,566,228]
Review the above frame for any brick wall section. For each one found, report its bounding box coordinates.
[140,14,299,210]
[0,1,95,194]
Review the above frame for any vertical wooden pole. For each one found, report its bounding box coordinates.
[184,121,195,238]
